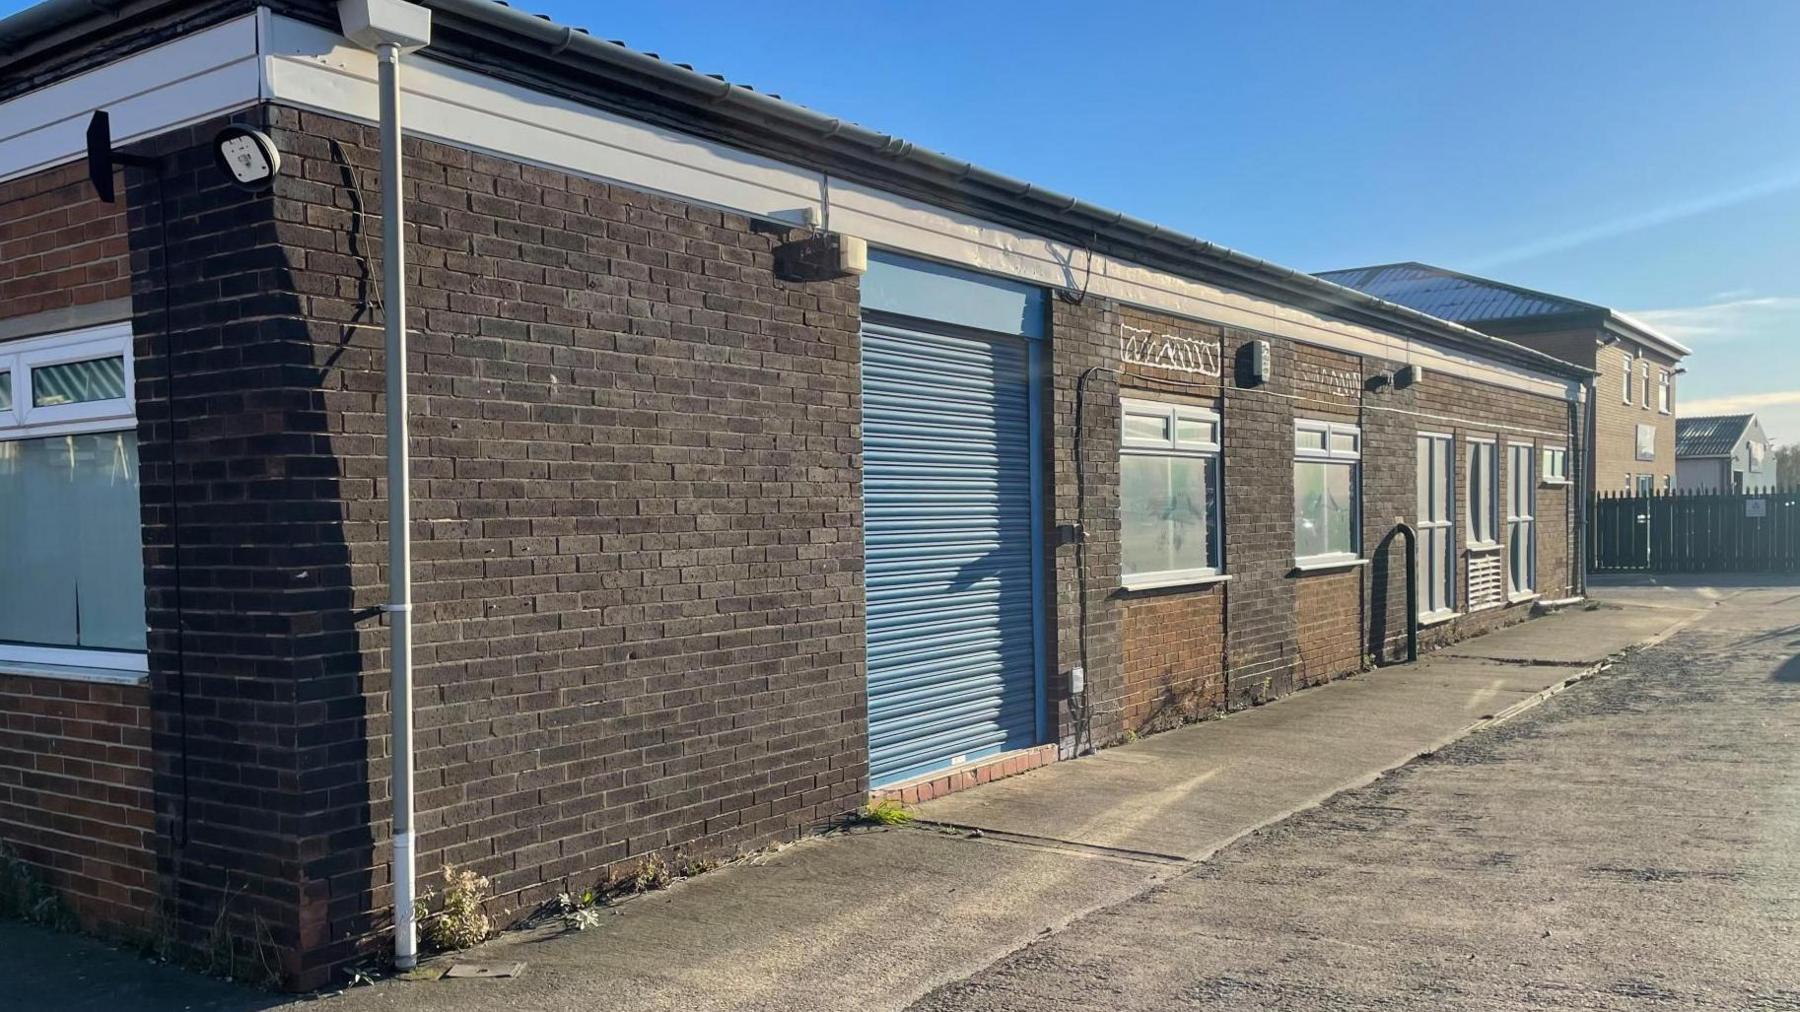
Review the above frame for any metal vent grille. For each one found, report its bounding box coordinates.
[1468,551,1504,611]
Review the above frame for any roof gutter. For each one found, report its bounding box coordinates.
[0,0,132,55]
[419,0,1588,385]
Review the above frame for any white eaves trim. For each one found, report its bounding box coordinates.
[0,15,262,183]
[262,14,827,228]
[1,8,1578,402]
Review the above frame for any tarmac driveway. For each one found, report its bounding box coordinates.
[912,582,1800,1010]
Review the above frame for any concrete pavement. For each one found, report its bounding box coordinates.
[913,580,1800,1010]
[0,585,1727,1011]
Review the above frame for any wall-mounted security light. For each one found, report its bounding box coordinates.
[1397,363,1425,388]
[212,126,282,190]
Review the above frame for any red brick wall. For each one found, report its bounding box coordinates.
[0,676,155,933]
[0,161,129,321]
[1295,570,1362,687]
[1119,589,1224,734]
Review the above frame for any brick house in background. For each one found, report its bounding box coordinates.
[1318,262,1691,497]
[1,0,1588,988]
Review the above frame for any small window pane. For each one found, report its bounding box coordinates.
[1123,412,1169,443]
[1330,430,1359,455]
[0,371,10,411]
[32,355,126,407]
[1295,461,1328,558]
[1166,456,1216,572]
[1295,427,1327,452]
[1174,415,1216,446]
[1121,455,1171,575]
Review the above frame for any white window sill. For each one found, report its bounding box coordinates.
[1467,541,1502,553]
[1540,479,1571,487]
[1508,592,1540,605]
[0,659,148,686]
[1292,556,1367,574]
[1121,571,1231,592]
[1418,609,1458,627]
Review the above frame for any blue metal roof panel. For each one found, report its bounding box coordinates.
[1315,263,1593,324]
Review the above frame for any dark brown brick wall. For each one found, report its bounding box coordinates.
[0,161,129,321]
[1051,295,1579,745]
[0,676,155,933]
[1119,589,1225,734]
[260,105,867,983]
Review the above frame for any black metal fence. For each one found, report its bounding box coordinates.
[1590,487,1800,572]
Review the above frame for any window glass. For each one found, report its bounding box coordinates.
[1467,441,1498,545]
[1174,415,1216,447]
[31,355,127,407]
[0,432,146,652]
[0,371,11,411]
[1295,427,1327,453]
[1622,353,1633,403]
[1123,411,1169,443]
[1120,399,1221,582]
[1294,460,1357,559]
[1330,430,1359,455]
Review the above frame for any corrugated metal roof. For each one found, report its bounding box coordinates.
[1675,414,1754,458]
[1314,262,1595,324]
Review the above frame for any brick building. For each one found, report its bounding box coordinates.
[1318,262,1691,497]
[1,0,1586,988]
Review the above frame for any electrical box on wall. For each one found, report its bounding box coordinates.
[774,232,868,281]
[1245,339,1272,385]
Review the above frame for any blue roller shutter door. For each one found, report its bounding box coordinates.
[861,321,1041,787]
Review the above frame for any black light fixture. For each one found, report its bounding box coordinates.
[84,110,158,203]
[212,124,281,190]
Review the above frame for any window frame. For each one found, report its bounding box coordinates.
[1415,431,1457,623]
[1541,446,1569,485]
[1118,397,1225,590]
[1292,419,1362,569]
[1621,351,1633,405]
[0,322,137,440]
[1466,436,1501,550]
[1505,441,1537,601]
[0,321,147,681]
[1640,360,1651,410]
[1657,370,1671,414]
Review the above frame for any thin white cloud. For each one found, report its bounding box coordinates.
[1628,295,1800,342]
[1682,389,1800,413]
[1463,164,1800,270]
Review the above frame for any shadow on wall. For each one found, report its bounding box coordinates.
[127,110,375,989]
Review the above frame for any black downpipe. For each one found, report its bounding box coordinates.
[1393,521,1419,663]
[1070,364,1116,757]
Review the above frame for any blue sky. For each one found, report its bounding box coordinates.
[9,1,1795,440]
[517,0,1800,443]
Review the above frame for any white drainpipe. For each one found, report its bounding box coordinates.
[336,0,432,970]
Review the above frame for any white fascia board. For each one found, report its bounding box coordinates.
[827,178,1578,401]
[261,14,825,227]
[0,15,262,183]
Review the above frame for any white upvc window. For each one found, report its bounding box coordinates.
[1293,420,1360,567]
[0,322,147,681]
[1541,446,1569,484]
[1621,351,1633,404]
[1506,442,1537,600]
[1466,437,1500,548]
[1640,360,1651,410]
[1657,370,1671,414]
[1119,398,1222,589]
[1416,432,1456,621]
